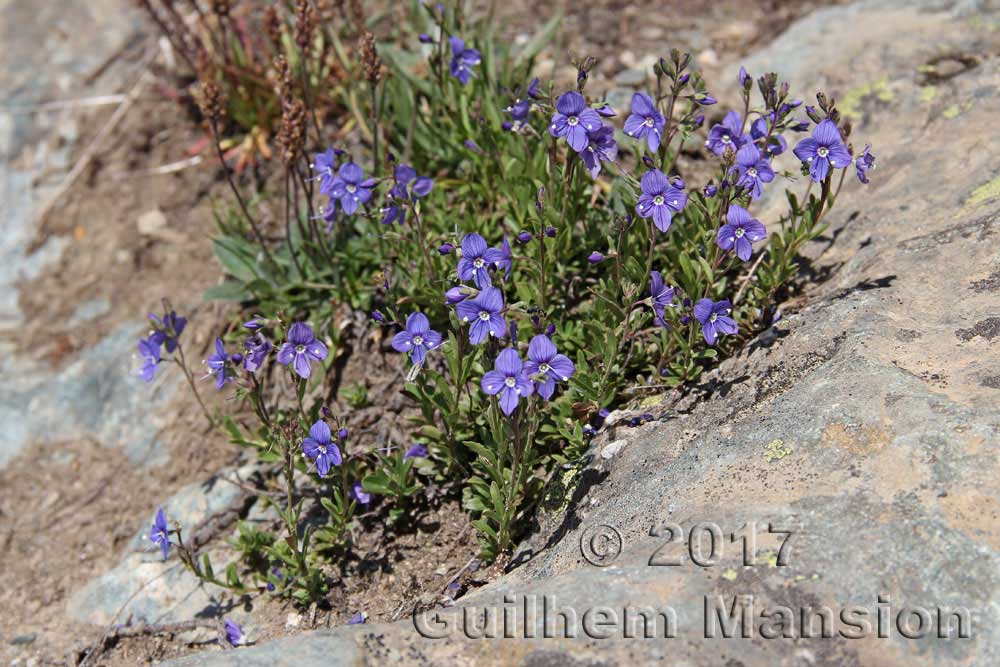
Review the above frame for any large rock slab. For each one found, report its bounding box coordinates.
[164,0,1000,664]
[0,0,180,470]
[66,464,257,626]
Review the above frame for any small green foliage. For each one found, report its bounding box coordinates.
[142,0,872,596]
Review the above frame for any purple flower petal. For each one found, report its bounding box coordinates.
[555,91,585,116]
[527,334,556,363]
[287,323,314,346]
[310,420,331,444]
[293,353,313,379]
[481,370,506,395]
[693,298,714,324]
[495,348,522,375]
[499,386,519,415]
[547,354,575,381]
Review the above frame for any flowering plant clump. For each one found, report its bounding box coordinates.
[137,1,874,613]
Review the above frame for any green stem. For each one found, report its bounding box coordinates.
[175,343,215,427]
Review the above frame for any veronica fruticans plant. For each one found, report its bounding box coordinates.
[137,0,877,579]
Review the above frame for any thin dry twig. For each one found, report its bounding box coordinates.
[734,247,768,305]
[7,94,127,113]
[34,47,158,234]
[78,565,179,667]
[113,154,204,178]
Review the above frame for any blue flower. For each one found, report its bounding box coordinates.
[635,169,687,233]
[391,312,442,366]
[312,146,341,193]
[750,117,787,157]
[242,333,272,373]
[855,144,876,184]
[492,236,512,280]
[481,348,534,416]
[549,91,601,152]
[382,164,434,225]
[718,205,766,262]
[793,119,852,182]
[705,111,748,155]
[579,124,617,178]
[649,271,674,327]
[137,337,161,383]
[404,443,428,459]
[350,482,371,506]
[455,286,507,344]
[449,36,481,85]
[148,309,186,353]
[523,335,575,400]
[457,233,505,289]
[149,508,170,560]
[624,92,665,152]
[326,163,376,215]
[526,77,542,99]
[224,619,245,646]
[204,338,236,389]
[302,420,342,477]
[277,323,328,379]
[730,143,774,200]
[693,299,738,345]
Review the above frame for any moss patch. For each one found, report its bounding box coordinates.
[840,77,894,119]
[966,176,1000,209]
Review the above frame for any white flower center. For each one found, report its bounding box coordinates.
[295,345,306,354]
[474,257,484,268]
[817,147,829,158]
[479,311,491,321]
[710,313,718,323]
[567,116,579,126]
[539,363,551,374]
[643,118,654,127]
[748,168,757,178]
[346,184,357,193]
[413,336,423,346]
[722,134,731,143]
[504,377,516,388]
[735,228,745,238]
[318,444,327,455]
[653,195,664,206]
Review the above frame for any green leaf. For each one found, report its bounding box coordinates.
[514,14,562,68]
[203,281,252,302]
[213,236,260,283]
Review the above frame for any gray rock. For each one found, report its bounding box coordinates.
[69,298,112,325]
[67,464,258,626]
[599,439,628,460]
[0,322,178,468]
[0,0,170,471]
[612,67,646,87]
[164,630,360,666]
[604,88,633,116]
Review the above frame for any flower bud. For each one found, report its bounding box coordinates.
[445,286,471,304]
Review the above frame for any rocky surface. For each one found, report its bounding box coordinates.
[161,0,1000,664]
[3,0,998,664]
[66,464,259,626]
[0,0,177,470]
